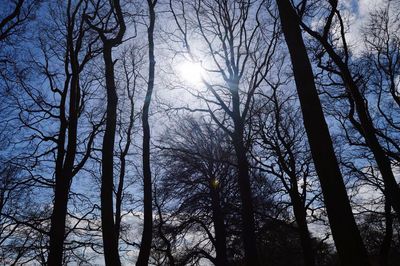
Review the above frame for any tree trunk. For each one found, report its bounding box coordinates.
[47,174,70,266]
[291,192,315,266]
[101,45,121,266]
[227,72,259,266]
[232,127,260,266]
[276,1,370,265]
[136,1,156,265]
[115,152,125,244]
[48,50,80,265]
[210,182,228,266]
[47,116,68,266]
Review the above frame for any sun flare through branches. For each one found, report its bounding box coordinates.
[177,61,204,85]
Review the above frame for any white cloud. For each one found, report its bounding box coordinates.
[343,0,386,55]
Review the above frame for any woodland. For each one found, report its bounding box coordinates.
[1,0,400,265]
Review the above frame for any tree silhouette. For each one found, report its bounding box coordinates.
[276,0,370,265]
[1,0,400,265]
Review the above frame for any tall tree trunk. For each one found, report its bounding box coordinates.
[229,75,259,265]
[232,126,260,266]
[47,174,70,266]
[86,1,125,264]
[48,47,80,265]
[47,113,68,265]
[276,1,370,265]
[290,192,315,266]
[115,153,125,245]
[209,181,228,266]
[232,92,259,265]
[136,1,156,265]
[101,45,121,266]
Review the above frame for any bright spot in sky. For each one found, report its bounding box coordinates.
[178,61,203,85]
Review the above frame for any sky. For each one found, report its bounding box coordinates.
[1,0,397,264]
[343,0,385,53]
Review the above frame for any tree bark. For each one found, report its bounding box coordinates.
[228,73,260,266]
[136,1,156,265]
[276,1,370,265]
[291,191,315,266]
[101,45,121,266]
[48,24,81,264]
[232,126,260,266]
[47,173,70,266]
[86,1,126,264]
[209,181,228,266]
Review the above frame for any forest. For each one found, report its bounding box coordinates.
[0,0,400,265]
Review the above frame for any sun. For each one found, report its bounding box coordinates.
[177,61,203,85]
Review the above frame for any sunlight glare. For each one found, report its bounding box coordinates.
[178,61,203,85]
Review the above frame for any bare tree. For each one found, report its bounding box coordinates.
[169,1,279,264]
[1,0,104,264]
[254,80,318,266]
[137,1,157,265]
[276,0,370,265]
[296,0,400,220]
[86,0,126,264]
[45,1,102,264]
[156,116,233,265]
[3,0,400,264]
